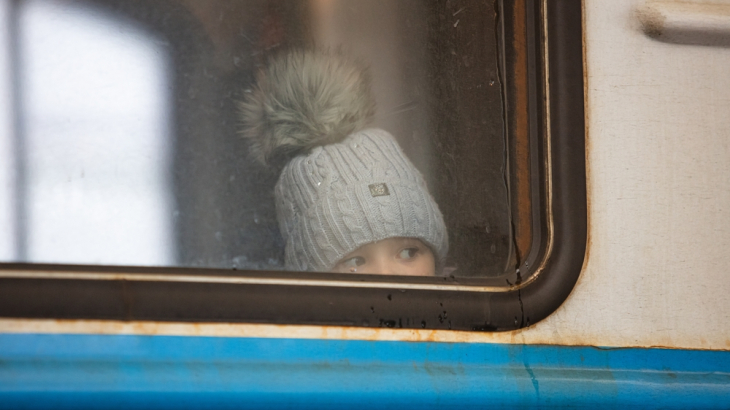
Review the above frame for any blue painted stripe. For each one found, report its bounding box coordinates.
[0,333,729,409]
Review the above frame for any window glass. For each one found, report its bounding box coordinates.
[1,0,517,278]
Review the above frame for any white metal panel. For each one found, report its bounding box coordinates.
[521,0,730,350]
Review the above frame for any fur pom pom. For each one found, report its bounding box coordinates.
[238,49,376,165]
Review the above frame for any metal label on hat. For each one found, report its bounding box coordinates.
[369,183,390,197]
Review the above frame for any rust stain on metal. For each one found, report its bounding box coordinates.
[0,319,727,351]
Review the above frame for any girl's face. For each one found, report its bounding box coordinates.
[330,237,436,276]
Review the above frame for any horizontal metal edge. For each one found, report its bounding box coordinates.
[2,318,729,351]
[0,269,521,293]
[0,318,728,350]
[0,334,728,409]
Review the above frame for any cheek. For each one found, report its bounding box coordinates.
[419,258,436,276]
[403,254,436,276]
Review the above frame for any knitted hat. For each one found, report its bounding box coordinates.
[239,49,448,272]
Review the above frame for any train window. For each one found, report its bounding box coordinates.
[0,0,586,330]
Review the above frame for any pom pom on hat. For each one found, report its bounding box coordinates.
[239,49,376,165]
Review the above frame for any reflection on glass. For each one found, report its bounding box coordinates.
[11,0,172,265]
[1,0,513,277]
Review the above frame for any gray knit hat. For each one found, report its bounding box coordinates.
[276,128,448,271]
[239,49,448,271]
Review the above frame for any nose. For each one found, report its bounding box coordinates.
[369,259,398,276]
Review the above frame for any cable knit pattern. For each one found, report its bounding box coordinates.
[275,128,448,271]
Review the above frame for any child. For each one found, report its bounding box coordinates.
[239,49,448,276]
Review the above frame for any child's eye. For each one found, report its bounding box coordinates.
[341,256,366,268]
[397,248,420,260]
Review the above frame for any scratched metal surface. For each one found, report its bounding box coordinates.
[1,333,729,409]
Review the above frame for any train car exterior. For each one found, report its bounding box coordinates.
[1,0,730,408]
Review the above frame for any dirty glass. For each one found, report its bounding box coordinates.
[0,0,517,277]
